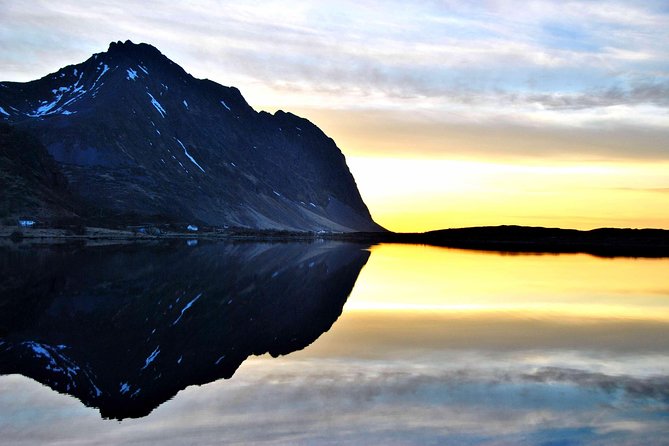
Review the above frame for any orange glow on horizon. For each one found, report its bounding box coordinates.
[274,107,669,233]
[346,156,669,232]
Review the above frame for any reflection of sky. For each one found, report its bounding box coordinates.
[1,355,667,445]
[1,245,668,444]
[345,244,669,318]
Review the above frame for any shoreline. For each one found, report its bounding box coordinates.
[2,225,669,258]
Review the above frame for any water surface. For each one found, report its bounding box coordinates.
[1,242,667,444]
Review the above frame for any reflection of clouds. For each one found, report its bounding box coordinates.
[234,358,669,405]
[1,355,668,444]
[524,367,669,402]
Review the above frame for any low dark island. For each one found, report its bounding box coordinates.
[354,226,669,258]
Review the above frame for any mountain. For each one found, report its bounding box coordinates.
[0,241,370,419]
[0,40,383,232]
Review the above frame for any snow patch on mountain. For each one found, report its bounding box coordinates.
[28,95,64,117]
[176,138,205,173]
[147,92,166,117]
[126,68,138,80]
[93,63,109,87]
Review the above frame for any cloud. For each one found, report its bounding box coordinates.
[1,0,668,160]
[526,81,669,110]
[296,107,669,160]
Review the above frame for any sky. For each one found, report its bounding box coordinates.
[1,0,668,231]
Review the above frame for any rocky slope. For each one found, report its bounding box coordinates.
[0,40,383,232]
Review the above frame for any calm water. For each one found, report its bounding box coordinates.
[0,242,668,445]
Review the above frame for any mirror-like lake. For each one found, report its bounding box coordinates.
[1,242,668,444]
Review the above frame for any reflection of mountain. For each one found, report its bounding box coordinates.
[0,241,369,419]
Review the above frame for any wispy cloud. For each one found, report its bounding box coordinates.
[526,81,669,110]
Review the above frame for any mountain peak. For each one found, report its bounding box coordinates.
[104,40,165,61]
[108,39,136,50]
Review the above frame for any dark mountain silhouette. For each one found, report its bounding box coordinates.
[0,40,383,232]
[0,241,370,419]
